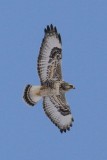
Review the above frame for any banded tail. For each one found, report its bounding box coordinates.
[23,84,42,106]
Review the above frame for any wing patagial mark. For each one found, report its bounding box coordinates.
[49,47,62,60]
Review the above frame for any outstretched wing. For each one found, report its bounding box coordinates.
[37,24,62,84]
[43,93,74,133]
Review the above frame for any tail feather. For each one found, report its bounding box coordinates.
[23,84,42,106]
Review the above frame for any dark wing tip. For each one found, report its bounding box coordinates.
[60,129,67,133]
[72,117,74,122]
[50,24,53,30]
[44,24,55,33]
[44,24,62,44]
[47,25,50,31]
[58,33,62,44]
[70,124,72,127]
[54,26,57,33]
[60,121,73,133]
[60,127,71,133]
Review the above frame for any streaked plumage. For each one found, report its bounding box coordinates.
[23,24,75,133]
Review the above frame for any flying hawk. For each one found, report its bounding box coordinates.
[23,24,75,133]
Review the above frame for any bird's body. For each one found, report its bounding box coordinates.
[23,24,75,133]
[40,81,61,96]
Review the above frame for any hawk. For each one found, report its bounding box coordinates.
[23,24,75,133]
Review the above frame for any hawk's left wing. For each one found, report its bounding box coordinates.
[37,24,62,85]
[43,93,74,133]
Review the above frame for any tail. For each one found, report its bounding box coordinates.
[23,84,42,106]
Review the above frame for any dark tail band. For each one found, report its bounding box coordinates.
[23,84,35,106]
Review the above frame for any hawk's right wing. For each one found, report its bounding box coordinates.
[43,93,74,133]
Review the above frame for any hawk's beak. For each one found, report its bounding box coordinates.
[70,85,75,89]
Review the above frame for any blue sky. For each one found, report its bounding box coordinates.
[0,0,107,159]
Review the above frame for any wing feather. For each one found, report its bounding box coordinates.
[43,95,74,132]
[38,24,62,84]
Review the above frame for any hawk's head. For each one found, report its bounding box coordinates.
[60,82,75,92]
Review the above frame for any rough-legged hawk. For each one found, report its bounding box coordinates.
[23,24,75,133]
